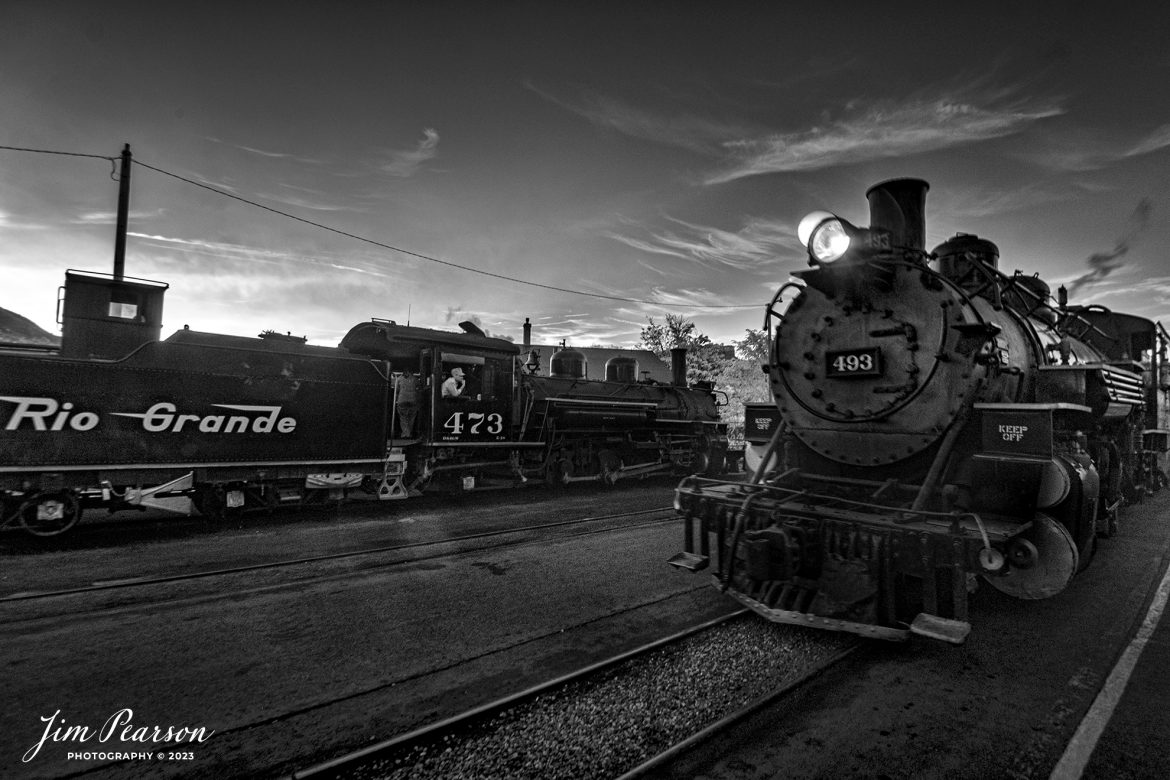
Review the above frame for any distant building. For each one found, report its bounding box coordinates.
[527,344,673,384]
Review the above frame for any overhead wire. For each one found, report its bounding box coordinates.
[0,144,122,181]
[1,144,764,310]
[0,144,115,161]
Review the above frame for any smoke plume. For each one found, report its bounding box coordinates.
[1066,198,1153,295]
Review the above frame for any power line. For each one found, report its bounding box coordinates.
[1,144,763,310]
[131,158,761,309]
[0,144,121,180]
[0,144,114,161]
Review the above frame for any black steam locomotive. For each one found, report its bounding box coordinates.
[0,271,729,536]
[671,179,1168,643]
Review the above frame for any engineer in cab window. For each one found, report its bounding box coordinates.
[442,367,466,399]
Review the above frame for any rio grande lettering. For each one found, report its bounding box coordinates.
[0,397,100,431]
[0,397,296,434]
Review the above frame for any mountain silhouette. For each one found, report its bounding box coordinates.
[0,305,60,347]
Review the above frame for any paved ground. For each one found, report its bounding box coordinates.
[1,482,738,779]
[648,489,1170,780]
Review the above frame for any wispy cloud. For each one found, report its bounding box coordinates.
[74,208,163,225]
[525,81,746,154]
[607,215,800,272]
[127,231,409,281]
[1125,123,1170,158]
[252,190,350,212]
[707,97,1064,183]
[1025,123,1170,172]
[205,137,324,165]
[380,129,440,177]
[642,286,755,312]
[582,280,764,315]
[946,184,1076,220]
[0,210,46,230]
[530,81,1063,184]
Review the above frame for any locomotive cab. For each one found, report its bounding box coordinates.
[429,349,515,444]
[339,319,524,492]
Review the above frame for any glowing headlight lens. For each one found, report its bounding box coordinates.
[810,220,851,263]
[797,211,852,264]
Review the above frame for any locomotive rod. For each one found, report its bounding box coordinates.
[910,378,985,512]
[112,143,132,281]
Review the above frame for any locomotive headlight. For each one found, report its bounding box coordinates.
[798,211,854,265]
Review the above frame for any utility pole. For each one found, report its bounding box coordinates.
[113,143,131,280]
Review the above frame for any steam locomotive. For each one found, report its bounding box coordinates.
[671,179,1168,643]
[0,271,729,536]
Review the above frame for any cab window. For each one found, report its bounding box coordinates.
[439,354,485,401]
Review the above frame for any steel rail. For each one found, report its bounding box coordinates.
[43,586,720,780]
[0,506,673,603]
[290,609,752,780]
[614,640,863,779]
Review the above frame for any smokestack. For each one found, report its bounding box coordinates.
[670,347,687,387]
[523,317,531,348]
[866,178,929,252]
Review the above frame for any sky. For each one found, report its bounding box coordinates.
[2,1,1169,350]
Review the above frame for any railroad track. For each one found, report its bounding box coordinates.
[290,611,861,780]
[0,506,674,608]
[35,586,725,780]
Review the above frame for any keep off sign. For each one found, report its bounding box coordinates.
[980,409,1052,457]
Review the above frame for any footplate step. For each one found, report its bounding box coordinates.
[909,613,971,644]
[667,552,709,572]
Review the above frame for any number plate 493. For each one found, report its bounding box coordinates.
[825,347,883,378]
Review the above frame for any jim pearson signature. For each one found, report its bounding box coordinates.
[23,709,214,763]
